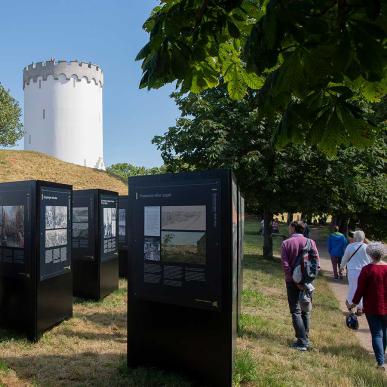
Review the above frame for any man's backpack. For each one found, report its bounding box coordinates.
[292,239,319,284]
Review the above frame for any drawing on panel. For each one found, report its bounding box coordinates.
[73,207,88,223]
[161,206,206,231]
[0,206,25,248]
[73,223,88,239]
[103,208,117,239]
[161,231,206,265]
[144,237,160,261]
[45,206,67,230]
[45,229,67,248]
[72,207,88,240]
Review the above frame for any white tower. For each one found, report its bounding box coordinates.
[23,59,105,170]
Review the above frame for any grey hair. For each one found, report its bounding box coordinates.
[366,243,386,261]
[353,230,365,242]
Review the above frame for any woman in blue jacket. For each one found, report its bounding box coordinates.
[328,225,348,279]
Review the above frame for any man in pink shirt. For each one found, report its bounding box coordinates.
[281,221,320,351]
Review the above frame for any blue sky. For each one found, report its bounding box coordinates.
[0,1,179,167]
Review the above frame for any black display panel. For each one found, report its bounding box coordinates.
[0,190,31,278]
[39,187,71,281]
[0,180,73,342]
[132,181,221,311]
[100,194,118,262]
[237,192,245,332]
[118,196,129,278]
[127,170,243,387]
[119,208,126,243]
[118,196,128,249]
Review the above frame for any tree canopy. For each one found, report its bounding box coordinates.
[137,0,387,153]
[107,163,166,180]
[0,84,23,146]
[153,87,387,246]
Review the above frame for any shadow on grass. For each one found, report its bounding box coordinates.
[245,229,259,236]
[59,327,127,343]
[79,311,127,329]
[239,325,290,346]
[2,353,195,387]
[244,254,283,277]
[319,343,371,359]
[0,327,29,344]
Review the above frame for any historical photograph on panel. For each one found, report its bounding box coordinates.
[73,222,88,239]
[0,205,25,248]
[144,206,160,236]
[45,206,68,230]
[144,237,160,261]
[161,231,206,265]
[45,229,67,248]
[103,208,117,238]
[161,205,206,231]
[73,207,88,223]
[112,208,116,237]
[119,209,126,236]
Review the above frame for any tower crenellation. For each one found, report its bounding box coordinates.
[23,59,103,88]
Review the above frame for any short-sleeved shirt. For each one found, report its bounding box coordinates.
[281,233,320,283]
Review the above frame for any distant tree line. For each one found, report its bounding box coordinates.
[107,163,166,181]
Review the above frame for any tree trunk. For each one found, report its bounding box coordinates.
[263,208,273,259]
[287,213,292,225]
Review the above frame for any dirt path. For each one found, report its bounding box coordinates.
[311,228,373,355]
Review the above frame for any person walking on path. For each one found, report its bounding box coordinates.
[340,230,371,315]
[328,225,348,280]
[349,243,387,371]
[303,221,310,238]
[281,221,320,351]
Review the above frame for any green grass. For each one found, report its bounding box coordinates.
[238,221,386,386]
[244,217,288,257]
[234,349,258,385]
[0,220,385,386]
[118,361,191,387]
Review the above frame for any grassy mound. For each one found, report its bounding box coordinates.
[0,150,127,194]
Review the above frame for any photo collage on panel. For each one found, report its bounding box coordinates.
[72,207,89,248]
[143,205,207,265]
[0,205,25,265]
[103,206,117,254]
[45,206,68,264]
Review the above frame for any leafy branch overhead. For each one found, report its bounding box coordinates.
[137,0,387,153]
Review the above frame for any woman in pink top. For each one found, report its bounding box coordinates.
[350,243,387,371]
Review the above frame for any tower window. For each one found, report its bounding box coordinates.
[43,109,46,119]
[39,80,42,89]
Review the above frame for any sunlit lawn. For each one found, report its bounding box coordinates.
[0,220,385,386]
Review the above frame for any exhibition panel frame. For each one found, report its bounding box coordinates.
[0,180,73,341]
[72,189,119,300]
[127,170,244,387]
[118,196,128,278]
